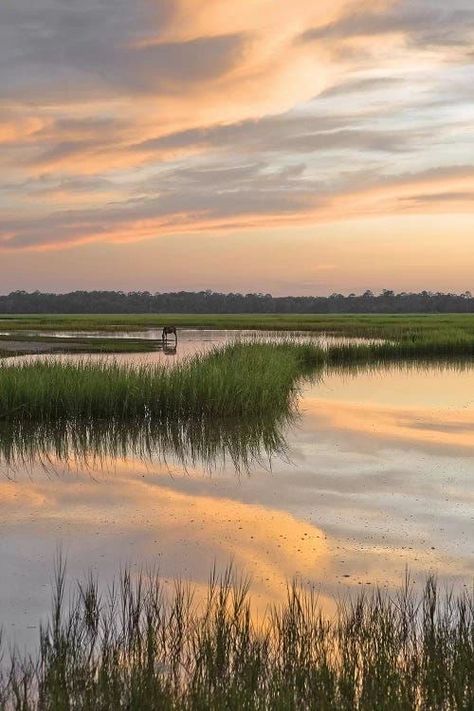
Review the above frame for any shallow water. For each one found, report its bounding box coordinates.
[1,327,382,363]
[0,335,473,652]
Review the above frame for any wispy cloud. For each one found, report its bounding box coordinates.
[0,0,473,293]
[300,2,474,51]
[2,164,473,252]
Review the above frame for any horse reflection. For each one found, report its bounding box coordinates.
[163,342,177,356]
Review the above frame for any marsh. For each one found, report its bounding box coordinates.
[0,330,472,657]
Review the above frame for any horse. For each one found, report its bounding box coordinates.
[162,325,177,343]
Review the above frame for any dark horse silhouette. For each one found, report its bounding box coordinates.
[162,326,177,344]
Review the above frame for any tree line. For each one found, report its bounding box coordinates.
[0,289,473,313]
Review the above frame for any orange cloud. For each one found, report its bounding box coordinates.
[3,165,473,252]
[0,472,330,608]
[0,0,390,176]
[302,363,474,454]
[1,0,473,265]
[306,398,474,454]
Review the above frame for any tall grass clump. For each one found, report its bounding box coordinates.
[0,343,320,423]
[1,567,473,709]
[0,343,317,472]
[0,337,474,444]
[0,339,472,427]
[324,336,474,364]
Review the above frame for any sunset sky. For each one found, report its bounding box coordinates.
[1,0,473,295]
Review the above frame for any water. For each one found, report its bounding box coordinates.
[1,327,383,362]
[0,333,473,651]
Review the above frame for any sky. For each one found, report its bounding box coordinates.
[1,0,473,295]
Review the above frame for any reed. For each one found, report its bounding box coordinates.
[0,340,472,428]
[0,343,319,423]
[1,566,472,709]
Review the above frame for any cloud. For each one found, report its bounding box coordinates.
[0,0,344,104]
[399,191,474,206]
[0,1,174,96]
[135,115,416,157]
[2,165,473,252]
[300,2,474,51]
[318,76,405,98]
[0,0,473,259]
[33,31,248,95]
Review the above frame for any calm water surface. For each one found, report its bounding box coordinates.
[0,331,473,650]
[1,327,383,362]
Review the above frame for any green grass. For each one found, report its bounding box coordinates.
[0,342,311,471]
[0,338,472,475]
[2,314,474,364]
[1,566,472,710]
[2,312,474,341]
[0,339,473,426]
[0,337,472,708]
[0,343,316,422]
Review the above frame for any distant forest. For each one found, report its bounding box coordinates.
[0,290,473,314]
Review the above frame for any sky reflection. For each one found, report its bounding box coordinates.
[0,360,473,651]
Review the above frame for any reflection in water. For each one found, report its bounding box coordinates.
[326,356,474,382]
[306,360,474,454]
[0,357,473,651]
[4,328,384,368]
[305,398,474,454]
[0,328,384,345]
[162,343,177,356]
[0,414,291,476]
[0,468,333,652]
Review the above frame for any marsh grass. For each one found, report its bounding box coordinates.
[1,566,473,710]
[324,355,474,382]
[0,343,320,423]
[0,340,473,474]
[0,342,315,472]
[1,338,473,425]
[3,312,474,342]
[324,337,474,363]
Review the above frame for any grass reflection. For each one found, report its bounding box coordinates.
[1,350,472,476]
[0,413,292,475]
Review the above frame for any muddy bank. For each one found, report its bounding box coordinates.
[0,339,67,355]
[0,336,159,357]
